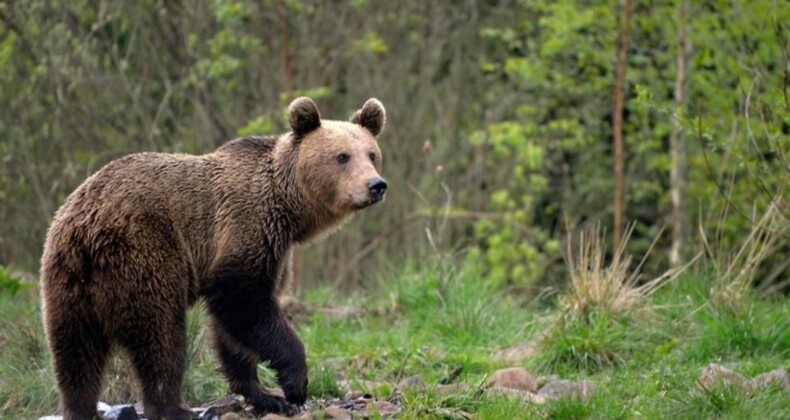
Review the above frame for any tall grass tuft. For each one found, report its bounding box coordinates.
[703,202,785,315]
[560,223,691,318]
[538,223,693,373]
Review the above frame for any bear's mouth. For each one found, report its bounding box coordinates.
[370,194,385,205]
[352,195,384,210]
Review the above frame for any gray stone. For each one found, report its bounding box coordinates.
[697,363,750,392]
[748,369,790,390]
[370,400,398,415]
[398,374,426,391]
[261,414,291,420]
[199,394,244,419]
[536,375,559,389]
[538,379,595,401]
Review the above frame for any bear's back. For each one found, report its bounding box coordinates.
[42,136,279,288]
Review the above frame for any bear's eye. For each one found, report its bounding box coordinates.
[369,152,376,162]
[336,153,350,164]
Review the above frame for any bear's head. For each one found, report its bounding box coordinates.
[286,97,387,222]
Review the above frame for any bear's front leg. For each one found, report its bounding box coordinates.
[213,326,301,415]
[206,279,308,413]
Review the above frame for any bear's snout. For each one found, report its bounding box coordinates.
[368,177,388,203]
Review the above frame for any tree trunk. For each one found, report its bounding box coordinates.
[613,0,631,248]
[278,0,293,96]
[670,0,689,267]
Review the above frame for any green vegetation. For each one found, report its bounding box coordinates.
[0,1,788,418]
[1,251,788,418]
[1,0,788,290]
[0,266,31,295]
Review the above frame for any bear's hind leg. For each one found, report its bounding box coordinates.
[120,307,193,420]
[120,296,194,419]
[45,304,110,420]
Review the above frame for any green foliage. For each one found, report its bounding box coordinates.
[385,258,539,350]
[0,294,57,417]
[2,263,790,418]
[351,31,388,55]
[1,0,788,291]
[687,303,790,362]
[307,364,343,398]
[669,381,790,419]
[538,310,635,374]
[236,115,274,137]
[183,304,227,402]
[541,396,596,420]
[465,119,560,288]
[0,267,30,296]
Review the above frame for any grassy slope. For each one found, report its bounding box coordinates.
[1,263,788,419]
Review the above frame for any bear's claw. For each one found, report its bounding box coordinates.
[247,393,299,416]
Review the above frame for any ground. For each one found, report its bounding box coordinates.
[1,261,788,419]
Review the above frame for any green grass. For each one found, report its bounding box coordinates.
[1,260,788,419]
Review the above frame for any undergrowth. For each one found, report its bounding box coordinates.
[1,249,788,419]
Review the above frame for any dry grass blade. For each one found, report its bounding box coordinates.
[703,201,785,314]
[561,222,693,319]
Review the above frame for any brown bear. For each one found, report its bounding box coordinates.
[40,97,387,420]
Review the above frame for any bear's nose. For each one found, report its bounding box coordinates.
[368,178,388,202]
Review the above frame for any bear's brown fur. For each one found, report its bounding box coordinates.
[40,97,387,420]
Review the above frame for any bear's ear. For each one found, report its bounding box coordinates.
[288,97,321,136]
[351,98,386,136]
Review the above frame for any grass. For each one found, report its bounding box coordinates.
[1,251,788,419]
[534,224,693,374]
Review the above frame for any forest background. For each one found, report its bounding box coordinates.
[0,0,788,298]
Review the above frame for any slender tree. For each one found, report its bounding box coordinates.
[278,0,293,95]
[613,0,632,247]
[670,0,689,266]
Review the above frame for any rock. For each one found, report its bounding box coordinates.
[487,367,537,393]
[487,387,546,404]
[697,363,750,392]
[748,369,790,390]
[261,414,292,420]
[536,375,559,388]
[323,406,351,419]
[370,400,398,415]
[199,395,244,419]
[435,383,471,395]
[398,375,425,391]
[538,379,595,401]
[219,413,241,420]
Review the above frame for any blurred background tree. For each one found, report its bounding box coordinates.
[0,0,787,294]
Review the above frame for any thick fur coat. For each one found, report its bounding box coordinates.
[40,97,387,420]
